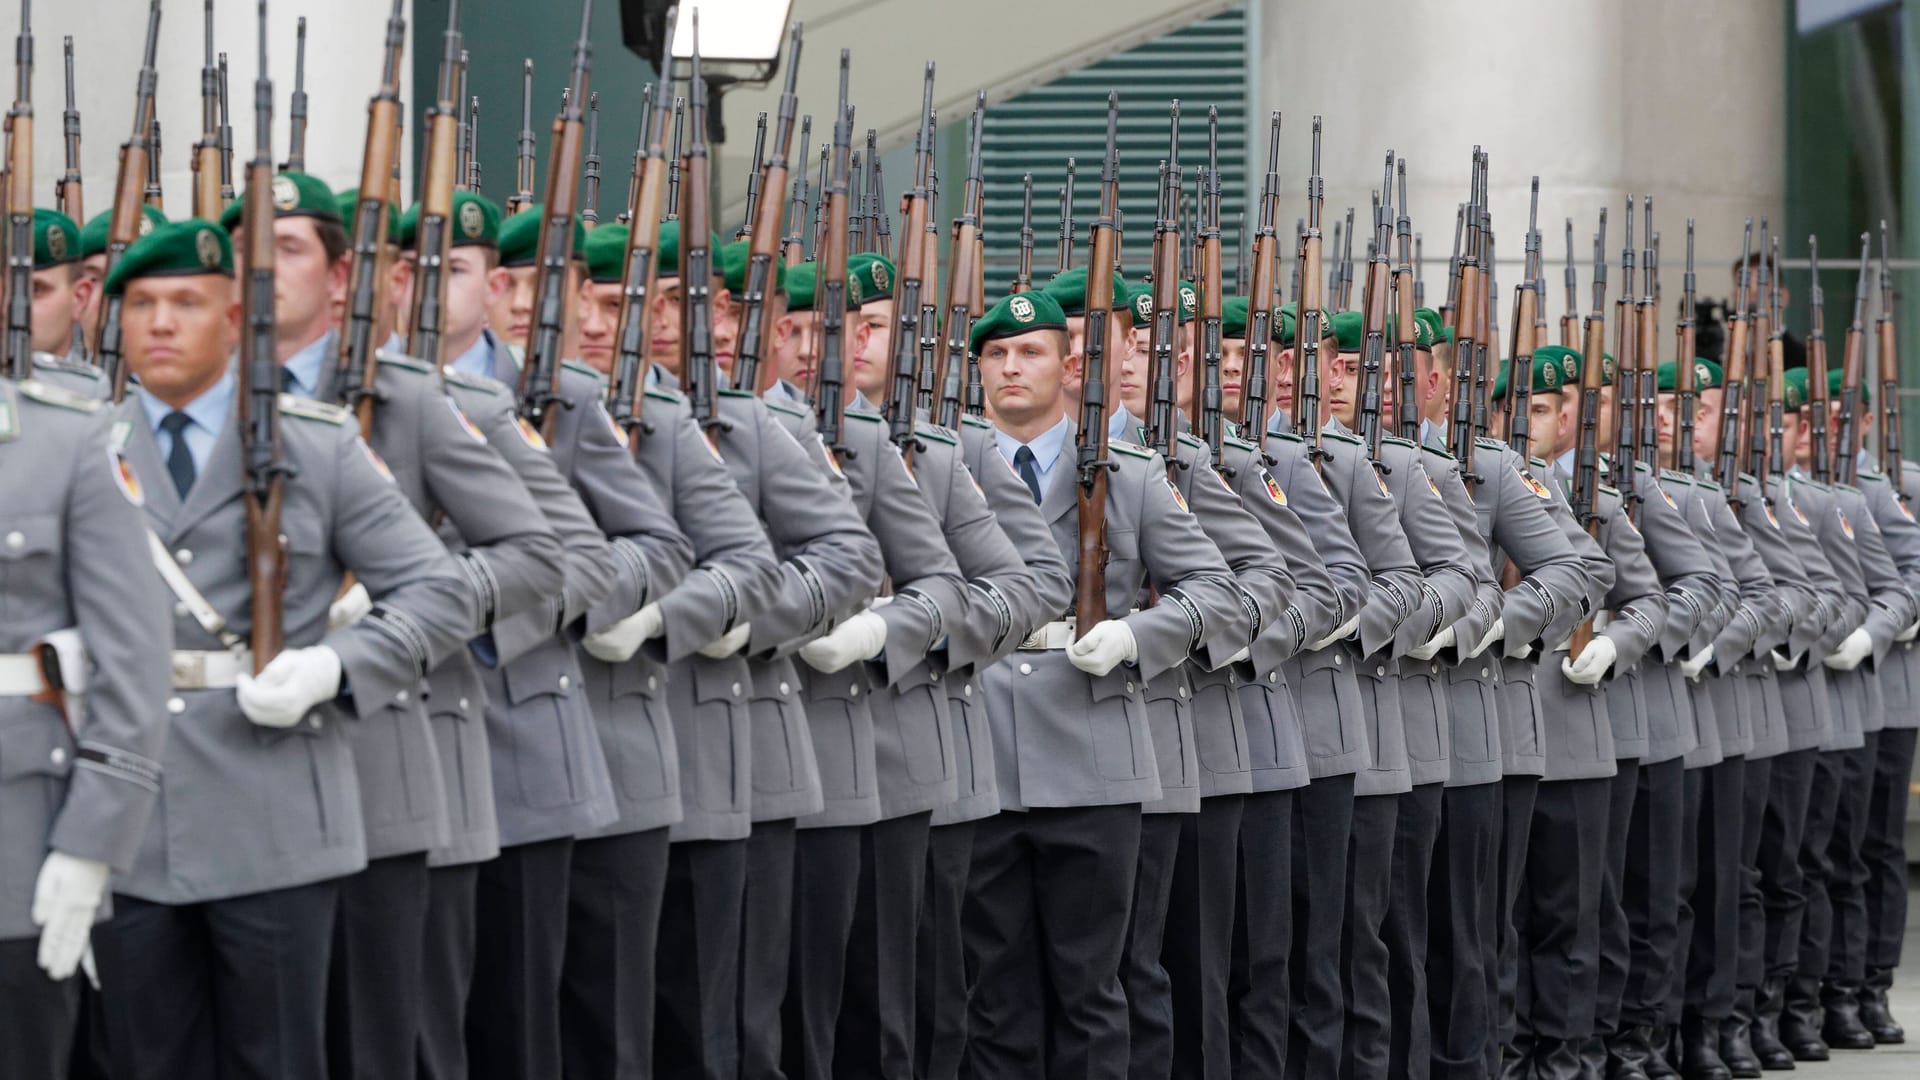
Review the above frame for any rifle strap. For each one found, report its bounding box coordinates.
[145,528,246,652]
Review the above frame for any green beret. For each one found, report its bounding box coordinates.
[79,205,167,260]
[1329,310,1364,352]
[1827,365,1869,404]
[1412,307,1448,349]
[1491,351,1569,401]
[848,253,895,303]
[1127,280,1197,329]
[336,190,402,247]
[218,171,341,232]
[397,191,502,253]
[1782,366,1809,411]
[1599,352,1618,387]
[970,291,1068,355]
[583,223,630,284]
[102,218,233,296]
[716,240,784,297]
[1274,302,1337,347]
[1126,283,1151,329]
[33,209,80,268]
[497,203,589,269]
[1222,296,1251,339]
[1655,358,1724,393]
[652,220,725,281]
[1042,267,1130,317]
[780,261,861,314]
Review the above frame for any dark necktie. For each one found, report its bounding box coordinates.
[160,411,196,498]
[1013,445,1043,504]
[281,366,300,394]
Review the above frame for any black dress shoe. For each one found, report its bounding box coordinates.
[1645,1025,1681,1080]
[1818,982,1875,1049]
[1778,977,1828,1062]
[1502,1036,1537,1080]
[1581,1036,1612,1080]
[1536,1038,1585,1080]
[1680,1014,1732,1080]
[1720,992,1762,1078]
[1749,977,1795,1071]
[1605,1028,1653,1080]
[1858,968,1905,1044]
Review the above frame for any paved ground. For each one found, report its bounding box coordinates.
[1804,883,1920,1076]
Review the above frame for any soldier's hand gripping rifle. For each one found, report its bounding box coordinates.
[1806,236,1831,483]
[582,92,603,226]
[730,20,801,395]
[1879,224,1903,487]
[191,1,223,219]
[241,0,289,673]
[3,0,35,379]
[1832,234,1870,485]
[282,16,306,171]
[100,0,161,399]
[1143,103,1182,469]
[515,0,595,442]
[57,34,78,221]
[334,0,407,435]
[1294,118,1328,456]
[1074,93,1122,639]
[1239,111,1280,440]
[1355,152,1394,458]
[605,5,676,441]
[1569,211,1611,658]
[679,15,721,435]
[402,0,464,373]
[936,94,983,429]
[1196,107,1227,462]
[1716,221,1753,497]
[507,59,535,216]
[882,66,936,464]
[1674,221,1700,475]
[813,51,856,461]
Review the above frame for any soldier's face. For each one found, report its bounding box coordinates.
[1220,338,1247,418]
[31,266,91,355]
[770,311,818,388]
[1595,383,1617,449]
[1783,408,1811,468]
[577,281,623,374]
[1553,390,1580,458]
[851,299,892,394]
[1323,349,1358,427]
[1117,333,1147,419]
[489,266,537,351]
[78,255,107,348]
[235,217,346,351]
[1415,345,1451,425]
[1694,388,1724,461]
[1129,323,1151,357]
[648,276,684,369]
[121,274,241,407]
[383,250,414,336]
[1655,391,1680,467]
[444,247,506,354]
[980,328,1076,430]
[710,288,739,376]
[1527,390,1563,460]
[1274,347,1296,415]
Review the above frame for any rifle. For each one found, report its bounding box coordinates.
[1632,197,1658,482]
[1502,178,1542,468]
[581,92,602,226]
[1058,158,1075,273]
[1327,215,1344,310]
[1143,103,1182,467]
[240,0,287,673]
[1879,224,1903,487]
[1469,167,1493,451]
[1441,203,1464,327]
[606,5,676,441]
[283,16,306,171]
[1674,220,1699,475]
[1746,219,1774,482]
[1234,212,1247,296]
[334,0,407,434]
[781,114,809,266]
[57,34,78,221]
[466,95,481,191]
[1610,195,1639,512]
[1833,234,1870,485]
[921,158,947,419]
[847,149,865,255]
[1293,117,1327,455]
[865,128,884,256]
[1806,236,1831,483]
[1562,218,1579,346]
[1236,113,1282,438]
[454,49,471,189]
[1716,221,1752,495]
[1393,157,1419,442]
[882,65,935,463]
[1339,205,1356,309]
[665,95,685,220]
[730,20,799,395]
[191,2,222,218]
[1760,240,1786,484]
[1414,231,1425,308]
[1011,171,1034,294]
[936,94,983,429]
[1195,107,1226,462]
[1355,154,1393,457]
[403,0,463,374]
[1074,92,1121,640]
[144,119,162,211]
[504,60,535,215]
[1445,150,1483,473]
[679,15,720,436]
[1568,212,1610,658]
[3,0,33,379]
[735,111,767,242]
[813,50,855,460]
[515,0,594,441]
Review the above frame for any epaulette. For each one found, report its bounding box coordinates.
[278,393,351,425]
[1381,434,1416,451]
[763,398,811,420]
[17,379,102,413]
[1475,436,1506,450]
[1320,428,1363,446]
[1271,430,1305,445]
[375,351,434,375]
[441,367,507,396]
[1109,440,1155,459]
[913,424,958,447]
[1697,477,1723,494]
[1177,432,1205,449]
[561,359,601,381]
[1529,456,1549,469]
[1660,468,1694,487]
[961,414,995,430]
[843,409,884,424]
[643,385,684,404]
[1222,433,1259,453]
[1795,477,1831,493]
[1599,484,1621,497]
[34,357,102,381]
[1420,442,1456,462]
[716,387,754,399]
[1858,470,1890,485]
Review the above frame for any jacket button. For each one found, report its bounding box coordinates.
[849,684,859,697]
[963,684,973,697]
[1376,666,1386,677]
[4,530,22,549]
[779,681,791,695]
[309,715,322,729]
[648,676,658,691]
[174,548,193,566]
[1334,655,1343,666]
[1430,663,1440,674]
[1178,686,1188,699]
[1126,681,1136,693]
[458,697,470,711]
[732,682,743,697]
[1480,667,1490,678]
[395,690,410,704]
[558,675,571,690]
[50,747,66,766]
[1269,672,1278,683]
[1019,663,1032,675]
[166,697,185,714]
[930,671,941,682]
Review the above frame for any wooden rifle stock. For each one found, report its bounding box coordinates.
[1074,95,1121,638]
[1240,112,1280,438]
[100,0,161,400]
[192,1,222,219]
[336,0,406,435]
[405,0,464,371]
[1195,107,1225,462]
[241,0,286,673]
[734,21,801,395]
[1833,235,1870,485]
[607,9,675,442]
[4,0,35,379]
[58,34,79,221]
[1879,224,1903,488]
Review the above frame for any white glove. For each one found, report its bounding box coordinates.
[1681,643,1715,680]
[32,852,110,981]
[1561,636,1617,686]
[1898,619,1919,643]
[1223,644,1252,667]
[698,622,752,659]
[235,645,344,728]
[1309,612,1362,652]
[1469,618,1505,659]
[1068,619,1139,676]
[327,582,372,630]
[1771,649,1798,672]
[1823,627,1874,672]
[582,602,665,663]
[1408,625,1456,661]
[798,610,889,674]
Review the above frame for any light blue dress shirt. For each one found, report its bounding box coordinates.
[995,414,1072,498]
[140,368,237,478]
[450,330,508,382]
[278,330,336,400]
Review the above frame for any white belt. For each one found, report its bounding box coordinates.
[1018,620,1077,651]
[170,650,254,691]
[0,654,46,695]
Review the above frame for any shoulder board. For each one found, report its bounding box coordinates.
[34,357,102,380]
[1381,434,1416,450]
[561,359,602,380]
[1660,468,1693,487]
[763,398,811,419]
[1420,442,1456,462]
[1475,436,1506,450]
[1798,477,1831,492]
[1109,440,1156,459]
[913,424,958,446]
[1176,432,1205,449]
[375,352,435,375]
[16,378,102,413]
[1271,431,1305,445]
[1696,477,1723,493]
[1222,433,1258,453]
[1599,484,1620,497]
[843,409,885,424]
[277,393,351,425]
[961,414,995,430]
[1529,456,1549,469]
[1320,429,1363,446]
[1858,470,1890,485]
[716,387,754,399]
[643,385,685,404]
[441,367,506,396]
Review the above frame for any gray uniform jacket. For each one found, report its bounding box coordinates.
[300,346,566,862]
[937,414,1075,826]
[0,381,171,940]
[1757,474,1842,753]
[1783,474,1880,752]
[29,354,110,400]
[1417,440,1501,789]
[111,390,471,904]
[1684,475,1780,761]
[1660,471,1738,769]
[982,424,1240,810]
[1879,462,1920,730]
[1628,466,1720,765]
[582,382,782,842]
